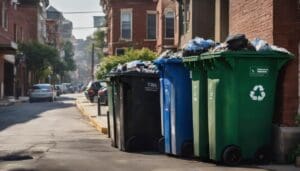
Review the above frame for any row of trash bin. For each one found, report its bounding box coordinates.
[105,50,293,165]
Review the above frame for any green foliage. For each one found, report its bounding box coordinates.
[93,29,105,49]
[19,42,60,82]
[63,41,76,71]
[96,48,157,79]
[19,42,59,72]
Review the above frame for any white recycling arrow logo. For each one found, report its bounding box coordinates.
[249,85,266,101]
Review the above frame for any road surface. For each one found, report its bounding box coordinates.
[0,94,295,171]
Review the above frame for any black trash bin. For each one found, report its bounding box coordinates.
[108,71,162,152]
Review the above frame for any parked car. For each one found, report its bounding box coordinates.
[84,81,106,102]
[29,84,56,103]
[98,86,108,105]
[60,83,68,94]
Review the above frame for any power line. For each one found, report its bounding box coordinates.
[62,11,103,14]
[73,27,97,30]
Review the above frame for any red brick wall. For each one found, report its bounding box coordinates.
[229,0,274,43]
[273,0,299,126]
[0,0,15,44]
[106,0,157,55]
[16,5,38,43]
[0,1,38,44]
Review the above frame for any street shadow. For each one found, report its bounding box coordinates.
[56,96,76,101]
[0,101,74,131]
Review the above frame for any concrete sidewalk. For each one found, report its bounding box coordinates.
[76,94,108,134]
[0,96,29,107]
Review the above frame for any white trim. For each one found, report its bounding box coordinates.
[2,1,8,31]
[120,8,133,41]
[146,10,157,40]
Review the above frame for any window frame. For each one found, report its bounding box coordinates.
[120,8,133,41]
[2,0,8,30]
[146,11,157,41]
[164,10,175,39]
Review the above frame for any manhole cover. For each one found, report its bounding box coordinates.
[0,154,33,161]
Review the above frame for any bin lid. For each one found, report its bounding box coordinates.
[182,55,201,63]
[154,57,183,65]
[106,71,158,78]
[200,50,294,60]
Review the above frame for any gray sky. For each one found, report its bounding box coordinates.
[50,0,104,40]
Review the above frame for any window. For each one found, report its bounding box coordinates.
[115,48,125,56]
[165,11,175,39]
[20,27,23,42]
[2,0,8,30]
[147,11,156,40]
[13,24,17,42]
[120,9,132,40]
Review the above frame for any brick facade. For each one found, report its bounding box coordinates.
[156,0,178,53]
[0,0,48,99]
[229,0,300,126]
[102,0,158,55]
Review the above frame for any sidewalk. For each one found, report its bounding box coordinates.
[75,94,108,134]
[0,96,29,107]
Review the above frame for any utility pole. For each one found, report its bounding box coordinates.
[91,43,95,81]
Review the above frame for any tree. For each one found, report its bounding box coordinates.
[19,42,60,82]
[63,41,76,71]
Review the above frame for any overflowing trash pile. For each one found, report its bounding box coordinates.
[182,34,292,57]
[109,60,158,74]
[183,37,215,56]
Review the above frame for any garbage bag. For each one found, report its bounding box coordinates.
[251,38,271,51]
[225,34,249,51]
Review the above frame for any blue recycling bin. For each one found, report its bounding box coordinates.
[154,57,193,156]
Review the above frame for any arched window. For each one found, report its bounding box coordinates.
[165,10,175,39]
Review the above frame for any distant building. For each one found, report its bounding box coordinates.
[46,6,73,50]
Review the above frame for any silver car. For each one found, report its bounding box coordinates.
[29,84,56,103]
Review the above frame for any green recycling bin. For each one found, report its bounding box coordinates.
[183,56,209,159]
[201,51,293,165]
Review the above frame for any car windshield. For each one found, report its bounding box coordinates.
[33,85,51,90]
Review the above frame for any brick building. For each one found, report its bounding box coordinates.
[0,0,49,99]
[156,0,179,53]
[46,6,73,53]
[101,0,159,55]
[175,0,228,48]
[229,0,300,126]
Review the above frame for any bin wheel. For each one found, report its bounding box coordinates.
[222,145,242,166]
[254,145,272,164]
[158,137,165,153]
[181,141,194,157]
[125,136,140,152]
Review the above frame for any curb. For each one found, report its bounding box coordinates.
[75,100,108,135]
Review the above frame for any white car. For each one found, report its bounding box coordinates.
[29,84,56,103]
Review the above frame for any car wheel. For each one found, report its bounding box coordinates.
[29,98,33,103]
[49,97,53,102]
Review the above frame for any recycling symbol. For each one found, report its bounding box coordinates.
[249,85,266,101]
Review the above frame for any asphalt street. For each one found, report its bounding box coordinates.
[0,94,296,171]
